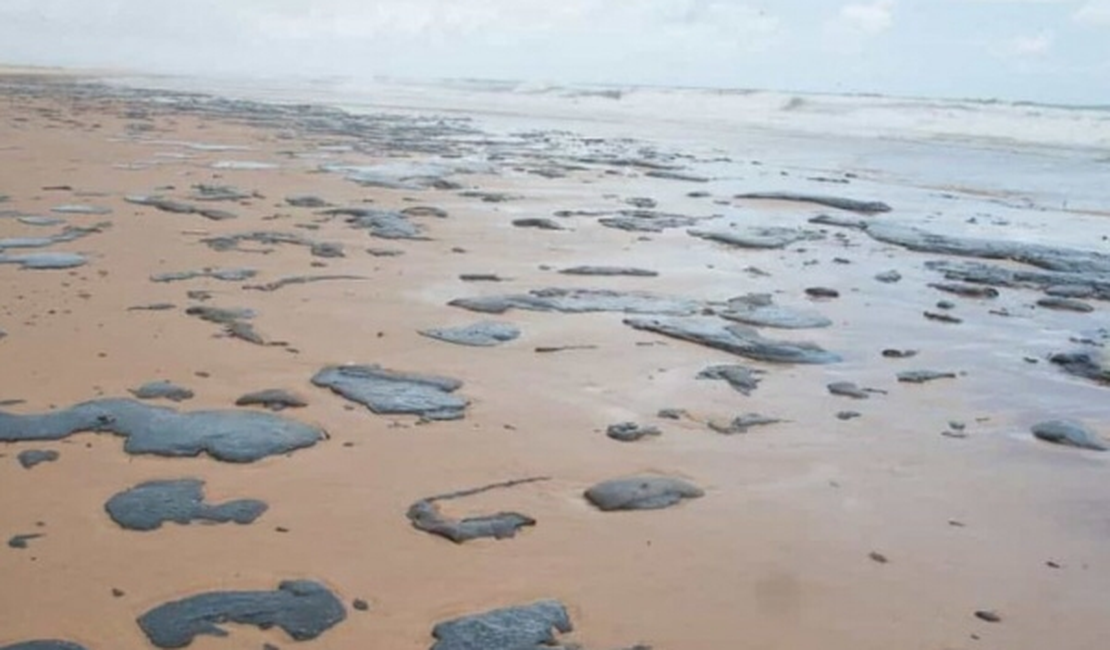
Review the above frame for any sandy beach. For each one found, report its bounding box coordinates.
[1,70,1109,650]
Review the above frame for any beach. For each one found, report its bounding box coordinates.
[1,69,1109,650]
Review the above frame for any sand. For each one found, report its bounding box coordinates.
[1,72,1108,650]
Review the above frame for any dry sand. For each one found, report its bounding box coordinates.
[1,73,1108,650]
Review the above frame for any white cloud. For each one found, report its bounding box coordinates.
[838,0,895,35]
[1013,32,1054,54]
[232,0,786,70]
[0,0,788,85]
[990,31,1054,57]
[1074,0,1110,26]
[222,0,780,44]
[0,0,1105,103]
[0,0,775,41]
[822,0,894,54]
[961,0,1069,4]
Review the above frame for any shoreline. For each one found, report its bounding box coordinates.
[1,72,1108,650]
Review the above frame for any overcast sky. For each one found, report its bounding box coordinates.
[1,0,1107,104]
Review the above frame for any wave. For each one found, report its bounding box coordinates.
[480,82,1110,150]
[105,72,1110,151]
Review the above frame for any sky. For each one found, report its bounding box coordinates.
[0,0,1107,104]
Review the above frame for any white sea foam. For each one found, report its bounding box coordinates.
[103,73,1110,214]
[110,74,1110,152]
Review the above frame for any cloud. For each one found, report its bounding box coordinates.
[1010,32,1054,55]
[986,31,1054,60]
[1074,0,1110,26]
[230,0,779,44]
[961,0,1069,4]
[822,0,894,54]
[838,0,895,35]
[0,0,777,42]
[0,0,1105,103]
[0,0,783,81]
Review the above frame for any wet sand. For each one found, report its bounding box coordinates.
[1,72,1109,650]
